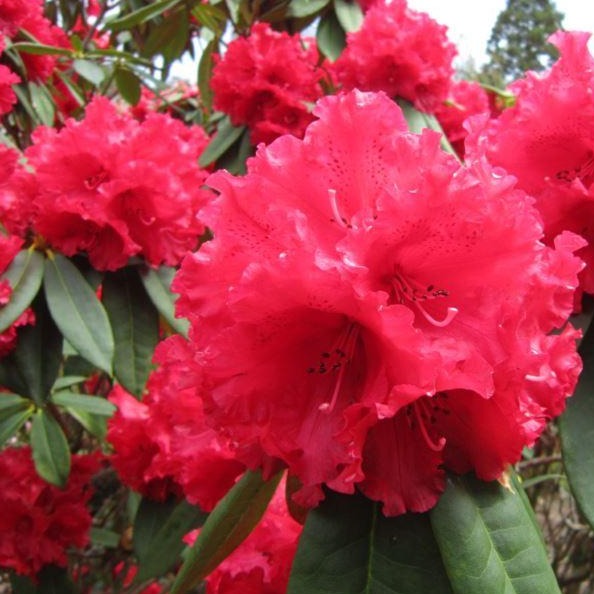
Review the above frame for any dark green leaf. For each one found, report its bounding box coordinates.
[191,4,227,34]
[90,527,121,549]
[139,266,189,336]
[198,38,217,112]
[430,474,560,594]
[560,315,594,529]
[102,267,159,397]
[51,375,87,391]
[30,409,71,487]
[11,564,76,594]
[288,490,452,594]
[0,249,44,334]
[107,0,182,30]
[0,406,32,446]
[198,115,246,168]
[171,470,282,594]
[215,127,252,175]
[316,11,346,61]
[52,391,116,416]
[115,66,142,105]
[0,392,30,415]
[44,254,114,375]
[287,0,331,17]
[11,42,72,56]
[73,58,105,85]
[134,498,207,583]
[0,294,62,405]
[333,0,363,32]
[143,8,189,63]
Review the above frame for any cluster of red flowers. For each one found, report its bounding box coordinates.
[468,31,594,301]
[108,336,245,511]
[210,22,327,145]
[2,96,212,270]
[331,0,456,111]
[171,89,582,515]
[0,447,99,577]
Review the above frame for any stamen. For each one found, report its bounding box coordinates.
[413,401,445,452]
[415,303,459,328]
[328,189,348,229]
[317,323,360,414]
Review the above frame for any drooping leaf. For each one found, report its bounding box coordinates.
[134,498,208,583]
[0,404,32,446]
[0,293,62,405]
[102,267,159,397]
[198,115,246,168]
[51,391,116,416]
[30,408,71,487]
[0,249,44,334]
[44,254,114,375]
[430,474,561,594]
[333,0,363,32]
[139,266,189,337]
[287,0,331,18]
[143,7,189,64]
[171,470,282,594]
[288,490,452,594]
[115,66,142,105]
[73,58,105,85]
[29,82,56,126]
[107,0,182,30]
[198,38,217,113]
[11,42,72,56]
[560,314,594,529]
[316,11,346,61]
[215,127,252,175]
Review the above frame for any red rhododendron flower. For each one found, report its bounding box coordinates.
[210,22,326,145]
[0,447,99,577]
[0,39,19,115]
[108,335,245,510]
[175,90,582,515]
[466,31,594,300]
[185,477,302,594]
[24,96,212,270]
[433,79,489,158]
[331,0,456,111]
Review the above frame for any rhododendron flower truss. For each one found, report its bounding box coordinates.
[0,447,99,577]
[23,96,212,270]
[108,335,245,511]
[331,0,456,112]
[466,30,594,299]
[210,22,326,145]
[176,90,583,515]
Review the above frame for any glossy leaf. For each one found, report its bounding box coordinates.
[287,0,331,18]
[560,315,594,529]
[107,0,182,30]
[171,470,282,594]
[288,490,452,594]
[51,391,116,416]
[317,11,346,61]
[30,408,71,487]
[102,267,159,397]
[134,498,207,583]
[73,58,105,85]
[64,407,108,439]
[0,249,44,334]
[430,474,560,594]
[333,0,363,32]
[44,254,114,375]
[198,115,246,168]
[115,66,142,105]
[139,266,189,336]
[0,294,62,405]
